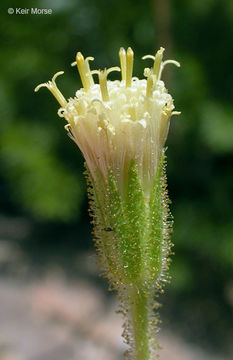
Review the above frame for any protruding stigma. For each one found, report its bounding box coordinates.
[91,67,120,102]
[126,47,134,88]
[119,47,126,81]
[34,71,67,108]
[72,52,94,91]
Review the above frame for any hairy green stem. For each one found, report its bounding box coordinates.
[130,285,150,360]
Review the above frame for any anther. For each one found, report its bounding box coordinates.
[99,69,109,101]
[73,52,94,91]
[119,47,126,81]
[85,56,94,86]
[153,47,165,78]
[126,47,134,88]
[144,68,156,97]
[146,73,155,98]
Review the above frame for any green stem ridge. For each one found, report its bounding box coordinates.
[85,150,173,358]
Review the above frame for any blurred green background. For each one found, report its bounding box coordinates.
[0,0,232,358]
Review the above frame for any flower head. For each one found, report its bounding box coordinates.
[35,47,180,196]
[35,47,180,359]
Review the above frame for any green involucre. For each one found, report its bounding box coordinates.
[85,151,172,288]
[85,152,173,359]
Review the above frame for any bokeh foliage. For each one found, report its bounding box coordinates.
[0,0,232,354]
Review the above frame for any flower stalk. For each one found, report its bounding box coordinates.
[35,47,180,359]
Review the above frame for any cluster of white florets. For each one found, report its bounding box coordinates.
[35,47,180,195]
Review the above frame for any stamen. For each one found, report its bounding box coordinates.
[74,52,94,91]
[144,68,156,97]
[85,56,94,86]
[144,67,151,77]
[73,100,85,115]
[99,69,109,102]
[153,47,165,78]
[34,71,67,108]
[75,53,88,90]
[126,47,134,88]
[119,47,126,81]
[146,73,155,98]
[91,67,120,102]
[128,104,136,121]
